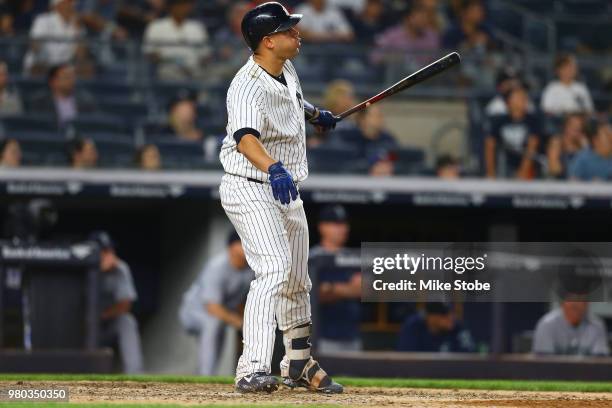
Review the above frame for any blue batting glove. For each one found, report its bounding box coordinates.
[268,161,298,205]
[308,109,338,131]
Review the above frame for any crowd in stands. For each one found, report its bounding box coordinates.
[0,0,610,179]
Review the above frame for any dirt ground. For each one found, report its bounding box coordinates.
[13,381,612,408]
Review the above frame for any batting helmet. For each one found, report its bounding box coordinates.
[241,2,302,51]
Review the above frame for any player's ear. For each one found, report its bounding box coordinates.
[262,35,275,51]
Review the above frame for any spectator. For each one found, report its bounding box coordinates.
[338,105,399,156]
[143,0,211,81]
[397,302,475,352]
[485,87,540,179]
[117,0,166,37]
[348,0,387,45]
[442,0,493,52]
[485,68,534,117]
[372,4,440,67]
[295,0,354,43]
[368,150,396,177]
[79,0,128,41]
[533,297,609,356]
[327,0,365,14]
[68,137,98,169]
[415,0,448,33]
[322,80,357,133]
[79,0,129,67]
[178,231,253,375]
[23,0,89,76]
[0,61,23,115]
[546,114,588,179]
[29,64,97,126]
[310,205,362,352]
[0,0,48,36]
[436,155,460,179]
[210,1,251,82]
[0,138,21,167]
[90,231,144,373]
[135,144,161,171]
[568,122,612,181]
[541,54,595,117]
[167,93,204,141]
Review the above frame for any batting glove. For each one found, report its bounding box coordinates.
[269,161,298,205]
[308,109,338,131]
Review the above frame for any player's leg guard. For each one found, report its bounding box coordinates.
[281,323,343,393]
[282,322,312,381]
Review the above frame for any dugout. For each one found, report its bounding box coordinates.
[0,169,611,378]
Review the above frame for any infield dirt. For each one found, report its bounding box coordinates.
[13,380,612,408]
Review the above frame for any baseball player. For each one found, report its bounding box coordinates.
[90,231,144,374]
[219,2,342,394]
[178,231,254,375]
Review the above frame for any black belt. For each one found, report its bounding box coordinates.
[246,176,299,188]
[247,177,264,184]
[227,174,298,187]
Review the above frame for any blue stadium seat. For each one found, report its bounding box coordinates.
[307,144,367,174]
[67,114,131,137]
[393,147,427,175]
[15,77,46,99]
[86,134,136,168]
[11,131,68,166]
[98,100,150,123]
[153,139,205,169]
[1,115,58,133]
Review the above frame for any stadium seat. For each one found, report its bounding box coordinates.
[307,144,367,174]
[393,148,427,175]
[152,139,206,169]
[98,100,150,123]
[66,114,131,138]
[1,115,58,133]
[11,130,68,166]
[86,134,136,168]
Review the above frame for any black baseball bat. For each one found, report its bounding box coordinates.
[334,52,461,120]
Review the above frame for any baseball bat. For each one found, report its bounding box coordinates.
[334,51,461,120]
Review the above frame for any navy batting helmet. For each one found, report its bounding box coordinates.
[241,2,302,51]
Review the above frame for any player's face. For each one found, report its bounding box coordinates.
[100,249,118,272]
[319,221,349,247]
[562,300,587,326]
[269,27,301,59]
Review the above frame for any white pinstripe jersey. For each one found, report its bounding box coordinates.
[220,56,308,182]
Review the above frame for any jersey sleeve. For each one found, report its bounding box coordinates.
[228,81,266,144]
[114,262,138,303]
[590,319,610,356]
[532,316,555,354]
[199,267,224,305]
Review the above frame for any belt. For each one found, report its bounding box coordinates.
[243,176,299,188]
[226,174,298,187]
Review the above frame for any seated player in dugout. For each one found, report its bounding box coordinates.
[397,302,475,353]
[179,231,254,375]
[532,293,609,356]
[310,204,362,352]
[90,231,144,374]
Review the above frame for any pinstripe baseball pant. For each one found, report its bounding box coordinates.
[219,174,312,380]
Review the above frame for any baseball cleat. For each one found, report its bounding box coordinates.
[282,358,343,394]
[235,372,279,393]
[282,376,344,394]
